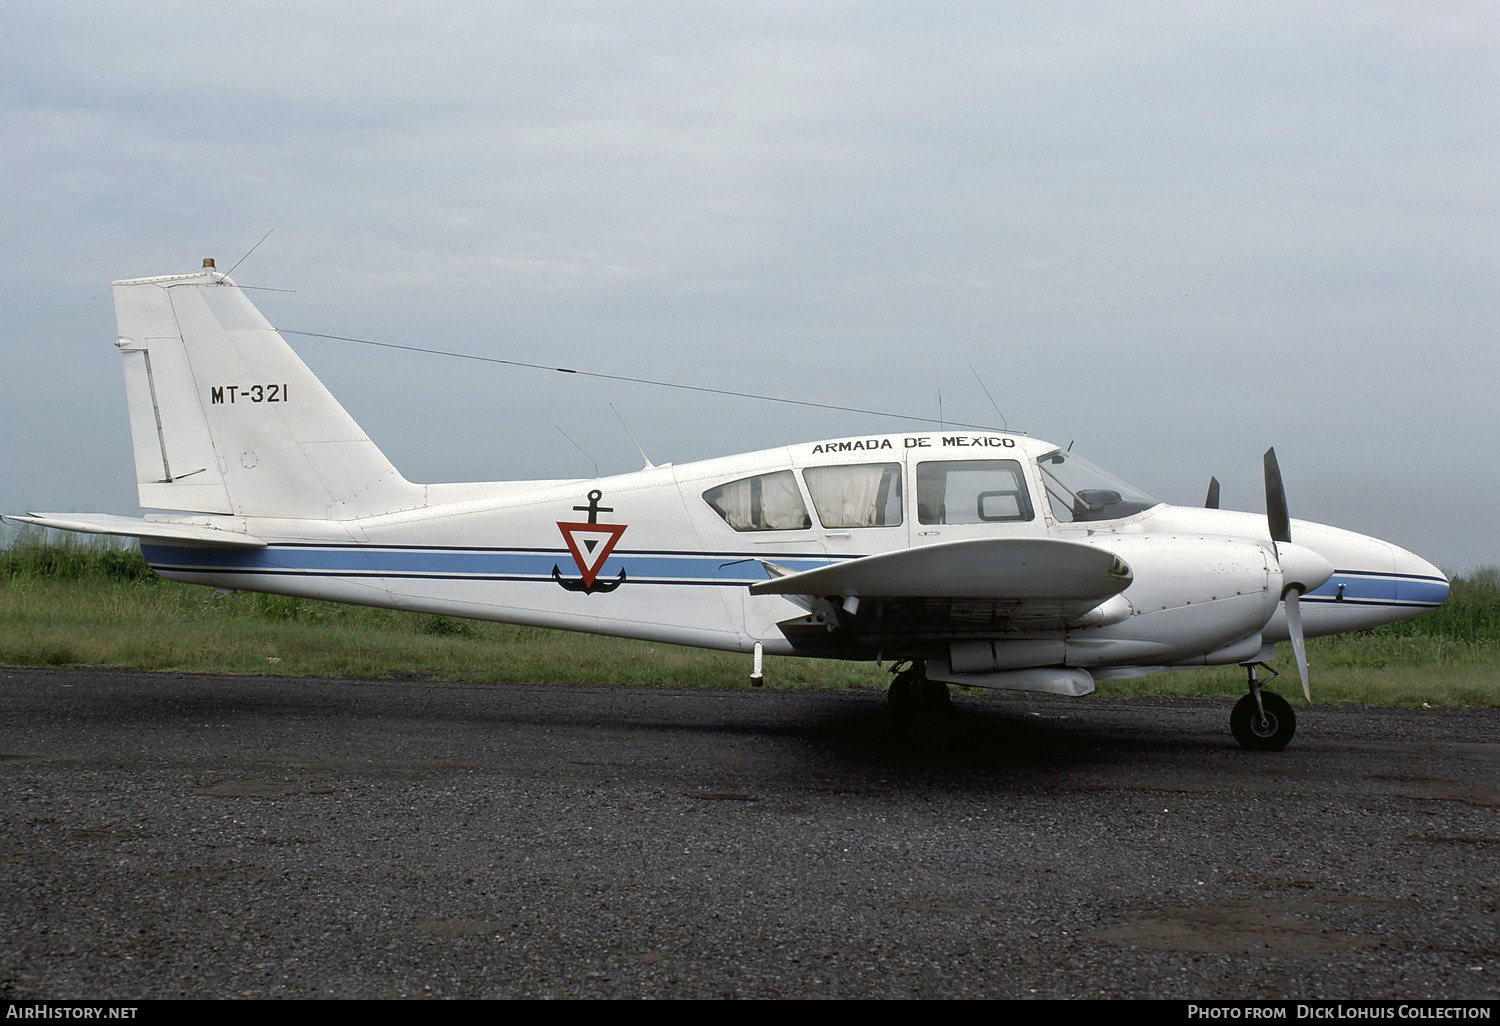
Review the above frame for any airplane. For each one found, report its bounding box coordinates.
[5,261,1450,750]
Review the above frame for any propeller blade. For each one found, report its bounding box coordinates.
[1264,447,1291,545]
[1205,476,1220,509]
[1263,448,1314,701]
[1285,587,1311,703]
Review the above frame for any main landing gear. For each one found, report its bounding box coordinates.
[1230,661,1296,751]
[887,661,956,747]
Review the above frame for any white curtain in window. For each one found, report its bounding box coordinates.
[758,471,809,529]
[804,464,896,528]
[705,471,808,531]
[708,477,755,530]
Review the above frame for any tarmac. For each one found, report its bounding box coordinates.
[1,667,1495,999]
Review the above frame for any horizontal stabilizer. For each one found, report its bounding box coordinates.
[750,537,1131,601]
[6,513,266,548]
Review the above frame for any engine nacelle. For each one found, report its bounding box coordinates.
[948,534,1282,675]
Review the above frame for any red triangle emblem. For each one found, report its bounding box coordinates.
[557,521,627,587]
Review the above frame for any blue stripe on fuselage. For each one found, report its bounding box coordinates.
[138,548,1452,607]
[138,543,841,586]
[1303,570,1449,608]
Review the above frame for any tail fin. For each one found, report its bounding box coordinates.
[113,265,422,519]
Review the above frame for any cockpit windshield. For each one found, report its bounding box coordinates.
[1036,450,1159,523]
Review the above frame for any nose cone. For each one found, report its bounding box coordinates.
[1390,543,1450,609]
[1291,522,1448,634]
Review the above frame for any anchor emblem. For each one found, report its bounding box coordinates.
[553,489,628,594]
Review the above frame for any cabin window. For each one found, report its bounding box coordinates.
[803,463,903,529]
[916,459,1034,525]
[702,471,811,532]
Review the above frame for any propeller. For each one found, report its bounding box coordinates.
[1264,449,1290,547]
[1204,476,1221,509]
[1262,448,1332,702]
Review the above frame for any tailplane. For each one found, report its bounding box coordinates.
[113,263,422,519]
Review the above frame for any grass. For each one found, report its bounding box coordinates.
[0,529,873,691]
[1128,568,1500,708]
[2,529,1496,706]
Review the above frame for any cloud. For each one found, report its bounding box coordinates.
[2,1,1496,570]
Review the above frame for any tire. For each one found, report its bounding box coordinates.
[1230,691,1296,751]
[888,670,955,749]
[888,668,940,716]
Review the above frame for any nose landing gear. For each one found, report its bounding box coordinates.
[1230,661,1296,751]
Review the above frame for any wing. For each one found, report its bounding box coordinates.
[749,537,1132,654]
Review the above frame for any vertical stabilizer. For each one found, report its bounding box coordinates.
[113,266,422,519]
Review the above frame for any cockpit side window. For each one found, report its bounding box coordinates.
[803,463,903,528]
[702,471,811,532]
[916,460,1033,525]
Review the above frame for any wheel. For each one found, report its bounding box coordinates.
[888,666,952,714]
[888,668,955,749]
[1230,691,1296,751]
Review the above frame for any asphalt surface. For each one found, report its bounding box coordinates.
[1,667,1495,1000]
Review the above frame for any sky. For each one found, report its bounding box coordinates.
[2,2,1496,573]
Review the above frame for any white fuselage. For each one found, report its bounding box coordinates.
[139,430,1448,683]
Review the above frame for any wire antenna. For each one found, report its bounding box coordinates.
[546,418,598,477]
[226,230,275,276]
[969,364,1008,431]
[610,404,656,470]
[282,328,1003,432]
